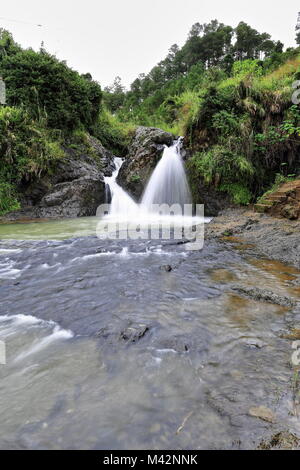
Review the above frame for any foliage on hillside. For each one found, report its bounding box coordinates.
[104,19,300,205]
[0,29,129,215]
[0,106,65,214]
[0,29,102,131]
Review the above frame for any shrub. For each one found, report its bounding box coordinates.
[0,49,102,131]
[0,182,20,215]
[219,183,252,205]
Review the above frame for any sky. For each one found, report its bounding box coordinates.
[0,0,299,89]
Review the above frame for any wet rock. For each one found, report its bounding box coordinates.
[160,265,173,272]
[281,204,299,220]
[185,176,231,216]
[3,135,114,220]
[155,338,190,353]
[249,406,276,423]
[96,322,150,345]
[120,324,149,343]
[245,339,267,349]
[117,126,174,200]
[37,177,106,218]
[231,286,297,308]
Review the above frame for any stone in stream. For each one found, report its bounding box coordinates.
[96,322,150,344]
[231,286,297,308]
[249,406,276,423]
[120,324,149,343]
[160,265,173,272]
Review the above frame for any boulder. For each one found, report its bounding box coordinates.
[117,126,174,200]
[193,181,231,216]
[281,204,299,220]
[3,135,114,220]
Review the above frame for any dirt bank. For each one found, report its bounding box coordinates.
[205,208,300,269]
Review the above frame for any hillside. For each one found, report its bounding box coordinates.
[0,28,132,216]
[1,20,300,217]
[105,20,300,208]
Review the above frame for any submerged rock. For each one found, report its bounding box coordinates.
[231,286,297,308]
[160,265,173,272]
[96,322,150,345]
[120,324,149,343]
[249,406,276,423]
[117,126,174,201]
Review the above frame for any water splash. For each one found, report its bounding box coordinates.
[104,140,191,220]
[141,139,191,210]
[104,158,138,216]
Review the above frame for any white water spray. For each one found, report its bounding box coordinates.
[104,140,191,217]
[141,139,191,210]
[104,157,138,216]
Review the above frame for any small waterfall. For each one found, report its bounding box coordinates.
[104,158,138,216]
[141,139,191,210]
[104,140,191,219]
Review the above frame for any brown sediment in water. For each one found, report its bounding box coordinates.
[280,329,300,340]
[233,243,255,251]
[247,258,300,283]
[209,268,238,283]
[224,293,287,328]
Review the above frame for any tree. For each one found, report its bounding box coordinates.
[188,23,203,38]
[234,22,276,60]
[0,48,102,130]
[103,76,126,113]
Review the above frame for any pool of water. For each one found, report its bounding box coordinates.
[0,218,299,449]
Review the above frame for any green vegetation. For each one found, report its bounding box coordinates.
[104,17,300,205]
[0,29,133,215]
[0,106,66,214]
[1,15,300,214]
[257,173,297,204]
[0,30,102,131]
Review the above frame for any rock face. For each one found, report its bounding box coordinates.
[117,126,230,215]
[193,181,231,216]
[117,126,174,201]
[3,135,115,220]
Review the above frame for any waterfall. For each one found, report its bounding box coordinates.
[104,140,191,218]
[104,158,138,216]
[141,139,191,210]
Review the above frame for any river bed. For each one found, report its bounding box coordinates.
[0,217,299,449]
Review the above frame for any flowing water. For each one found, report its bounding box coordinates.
[0,144,299,450]
[141,140,191,209]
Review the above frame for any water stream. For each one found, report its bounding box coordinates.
[141,139,191,209]
[0,142,299,449]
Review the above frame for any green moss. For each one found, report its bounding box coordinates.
[130,174,141,183]
[219,183,252,205]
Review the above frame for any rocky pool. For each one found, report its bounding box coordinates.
[0,217,299,449]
